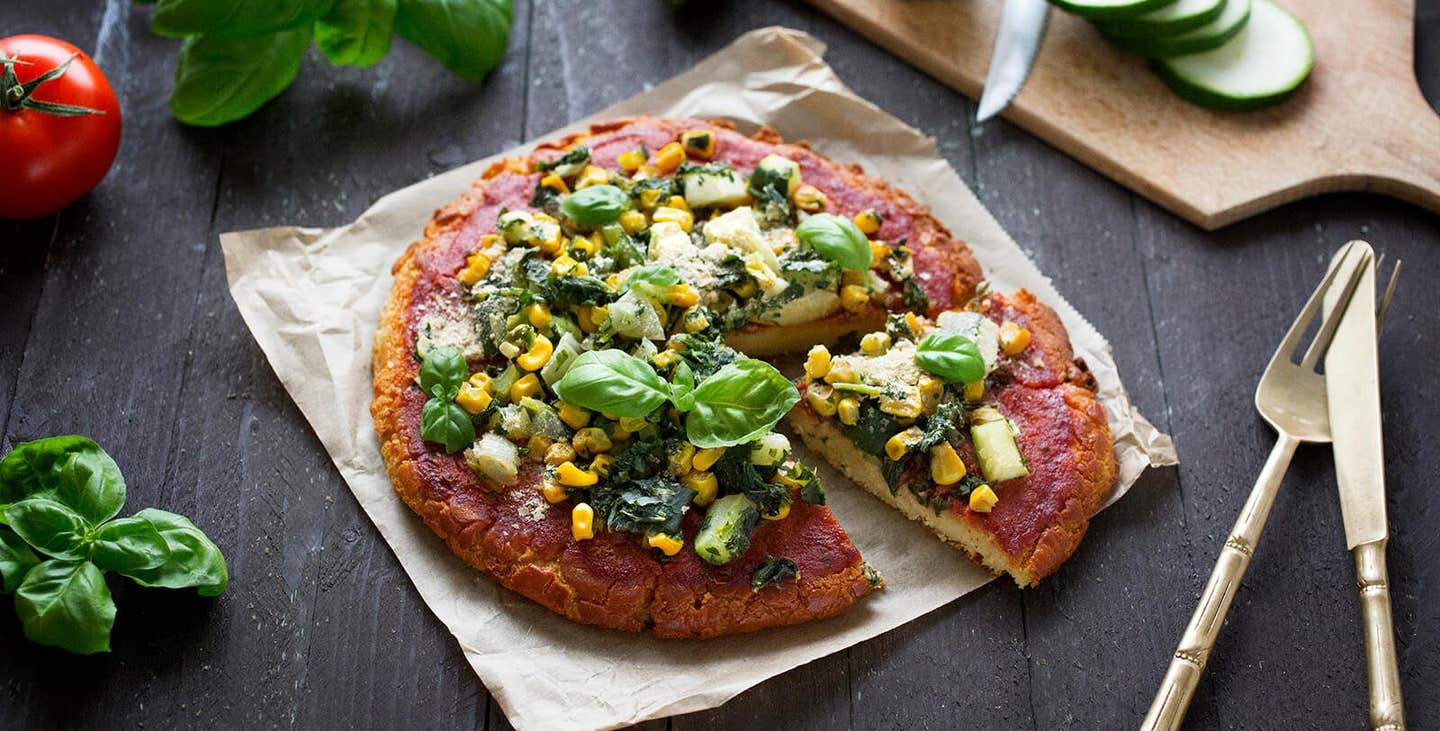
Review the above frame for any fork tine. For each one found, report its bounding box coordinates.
[1269,242,1362,369]
[1376,258,1402,330]
[1300,249,1372,369]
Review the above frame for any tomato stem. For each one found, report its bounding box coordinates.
[1,51,105,116]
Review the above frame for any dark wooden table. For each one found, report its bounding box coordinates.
[3,1,1437,728]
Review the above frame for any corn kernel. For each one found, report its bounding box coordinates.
[879,389,922,419]
[618,209,647,235]
[869,241,891,270]
[467,371,493,392]
[516,334,553,371]
[539,173,569,194]
[638,187,664,210]
[823,358,859,385]
[840,284,870,312]
[632,164,659,182]
[653,142,685,174]
[570,235,598,258]
[652,349,678,368]
[806,389,838,417]
[509,373,542,402]
[669,442,696,475]
[590,454,614,478]
[646,532,683,556]
[571,503,595,540]
[617,148,647,173]
[455,383,493,414]
[541,478,568,504]
[969,484,999,513]
[732,278,758,299]
[665,195,690,213]
[651,206,693,233]
[615,416,647,433]
[692,447,725,472]
[841,270,867,288]
[904,312,925,333]
[545,441,576,466]
[1000,321,1032,355]
[793,184,827,212]
[577,305,608,333]
[853,209,882,235]
[552,254,586,276]
[527,434,553,460]
[929,443,967,486]
[558,401,591,430]
[681,129,716,158]
[608,421,631,442]
[575,165,609,189]
[963,381,986,402]
[860,332,891,355]
[682,470,719,506]
[681,307,710,333]
[763,504,791,521]
[885,427,923,461]
[573,427,612,457]
[664,283,700,307]
[527,303,552,330]
[804,345,832,379]
[457,252,491,285]
[556,461,598,487]
[837,397,860,426]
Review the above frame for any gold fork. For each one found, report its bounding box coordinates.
[1141,242,1383,730]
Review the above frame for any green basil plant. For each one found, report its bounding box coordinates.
[0,436,228,654]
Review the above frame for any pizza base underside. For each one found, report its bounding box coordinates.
[371,116,1115,637]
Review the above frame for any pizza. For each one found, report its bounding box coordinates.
[370,116,1114,637]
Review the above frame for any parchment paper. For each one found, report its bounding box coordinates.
[222,27,1177,731]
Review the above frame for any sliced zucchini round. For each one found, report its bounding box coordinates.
[1094,0,1227,38]
[1100,0,1250,58]
[1154,0,1314,111]
[1048,0,1179,21]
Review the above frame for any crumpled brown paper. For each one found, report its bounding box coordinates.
[221,27,1177,731]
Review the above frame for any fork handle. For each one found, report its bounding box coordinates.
[1354,539,1406,730]
[1140,434,1299,731]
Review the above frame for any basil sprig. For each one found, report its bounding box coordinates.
[560,185,631,227]
[553,349,799,448]
[149,0,514,126]
[915,332,986,383]
[796,213,871,271]
[418,346,476,453]
[0,436,228,654]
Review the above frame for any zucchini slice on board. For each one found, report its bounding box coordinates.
[1095,0,1227,37]
[1155,0,1314,111]
[1100,0,1250,58]
[1048,0,1178,21]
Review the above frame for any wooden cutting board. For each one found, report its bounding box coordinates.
[809,0,1440,229]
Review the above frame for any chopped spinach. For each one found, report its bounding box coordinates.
[536,145,589,172]
[779,250,840,290]
[843,404,903,456]
[671,333,740,380]
[902,278,930,313]
[713,448,790,516]
[752,555,799,590]
[590,476,695,537]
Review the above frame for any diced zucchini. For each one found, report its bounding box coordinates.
[693,494,760,566]
[495,404,533,441]
[550,315,582,341]
[748,154,801,199]
[540,333,583,386]
[492,363,520,403]
[497,211,534,244]
[607,289,666,340]
[520,397,571,440]
[749,433,791,467]
[972,419,1030,483]
[681,164,748,209]
[466,433,520,486]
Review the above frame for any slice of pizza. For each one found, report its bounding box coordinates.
[787,290,1118,587]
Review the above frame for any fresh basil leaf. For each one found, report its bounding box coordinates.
[796,213,870,271]
[552,350,671,418]
[686,359,800,448]
[670,361,696,413]
[0,529,40,594]
[151,0,330,38]
[0,436,125,523]
[15,560,115,655]
[169,27,314,127]
[420,399,476,454]
[915,332,985,384]
[395,0,512,83]
[4,499,92,560]
[419,346,469,400]
[87,517,170,575]
[622,265,681,297]
[315,0,396,67]
[559,185,630,227]
[114,510,229,596]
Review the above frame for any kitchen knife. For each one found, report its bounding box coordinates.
[976,0,1051,123]
[1323,241,1406,730]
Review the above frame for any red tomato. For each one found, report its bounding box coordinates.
[0,35,122,220]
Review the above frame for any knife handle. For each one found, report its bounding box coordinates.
[1354,539,1406,730]
[1140,434,1298,731]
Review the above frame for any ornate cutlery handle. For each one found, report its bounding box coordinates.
[1140,434,1299,731]
[1354,540,1405,730]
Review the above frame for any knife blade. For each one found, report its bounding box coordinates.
[976,0,1051,123]
[1324,243,1386,548]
